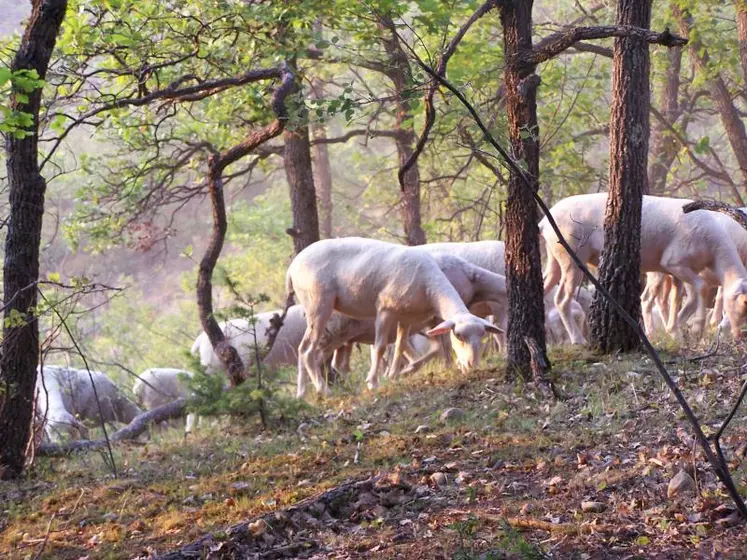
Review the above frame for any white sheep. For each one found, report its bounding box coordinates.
[287,238,502,397]
[541,194,747,343]
[133,368,198,433]
[36,365,142,442]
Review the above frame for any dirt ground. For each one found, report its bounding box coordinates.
[2,342,746,559]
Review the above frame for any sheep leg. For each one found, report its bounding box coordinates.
[542,247,561,295]
[385,323,410,379]
[555,262,587,344]
[366,312,396,391]
[297,300,335,398]
[667,268,704,335]
[331,343,352,374]
[710,286,724,327]
[641,275,657,335]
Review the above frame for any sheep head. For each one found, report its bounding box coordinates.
[425,313,503,372]
[724,280,747,339]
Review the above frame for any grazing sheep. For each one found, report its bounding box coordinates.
[36,365,142,442]
[133,368,197,433]
[540,194,747,343]
[287,237,502,397]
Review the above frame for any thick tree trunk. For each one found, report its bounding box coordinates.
[379,15,426,246]
[676,7,747,202]
[589,0,650,353]
[0,0,68,480]
[648,42,682,194]
[499,0,548,379]
[283,65,320,255]
[310,81,333,238]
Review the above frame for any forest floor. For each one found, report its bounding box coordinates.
[1,339,747,559]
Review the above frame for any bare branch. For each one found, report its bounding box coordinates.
[527,25,687,68]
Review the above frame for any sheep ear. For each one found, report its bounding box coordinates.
[425,320,455,337]
[481,319,505,334]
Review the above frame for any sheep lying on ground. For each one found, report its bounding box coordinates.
[541,194,747,343]
[287,237,503,397]
[133,368,197,433]
[36,365,142,442]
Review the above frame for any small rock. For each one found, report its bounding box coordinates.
[414,424,431,434]
[102,512,118,522]
[430,472,448,487]
[379,430,391,437]
[581,501,606,513]
[248,519,266,536]
[440,408,466,422]
[455,471,470,485]
[667,470,696,498]
[520,503,534,515]
[297,422,311,433]
[230,481,251,493]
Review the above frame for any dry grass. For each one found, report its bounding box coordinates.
[1,340,747,559]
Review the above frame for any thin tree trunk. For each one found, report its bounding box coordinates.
[195,65,294,388]
[0,0,68,480]
[379,15,426,246]
[310,81,333,238]
[648,42,682,194]
[737,1,747,88]
[589,0,650,353]
[676,7,747,202]
[283,62,320,255]
[499,0,549,379]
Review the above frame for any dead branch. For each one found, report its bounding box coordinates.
[682,200,747,232]
[36,399,188,456]
[528,25,687,69]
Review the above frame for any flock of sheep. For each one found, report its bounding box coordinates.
[34,192,747,443]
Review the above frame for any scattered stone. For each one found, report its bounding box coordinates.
[581,501,606,513]
[430,472,448,487]
[455,471,470,485]
[414,424,431,434]
[440,407,466,422]
[102,512,118,522]
[667,470,696,498]
[520,503,534,515]
[379,430,391,437]
[248,519,266,536]
[230,481,251,494]
[297,422,311,433]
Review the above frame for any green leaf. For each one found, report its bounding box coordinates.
[47,272,61,283]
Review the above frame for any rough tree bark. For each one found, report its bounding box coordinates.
[589,0,651,353]
[0,0,68,480]
[379,14,426,246]
[676,6,747,201]
[310,80,333,238]
[197,65,295,387]
[284,60,320,255]
[737,1,747,89]
[648,41,682,194]
[498,0,548,378]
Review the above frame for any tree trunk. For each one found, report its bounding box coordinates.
[310,80,333,238]
[648,42,682,194]
[589,0,650,353]
[284,65,320,255]
[499,0,548,379]
[0,0,68,480]
[737,1,747,89]
[379,15,426,246]
[676,7,747,202]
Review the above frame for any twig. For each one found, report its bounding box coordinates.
[32,513,56,560]
[411,58,747,518]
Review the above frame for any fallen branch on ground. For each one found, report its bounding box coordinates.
[36,398,188,456]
